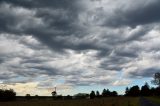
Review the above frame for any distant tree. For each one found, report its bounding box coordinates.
[90,91,96,99]
[155,87,160,96]
[35,95,39,99]
[149,87,160,96]
[102,89,107,97]
[56,95,63,100]
[150,87,156,96]
[96,91,100,97]
[74,93,89,99]
[152,72,160,87]
[126,85,140,96]
[35,95,38,97]
[102,89,111,97]
[106,89,111,96]
[25,94,31,100]
[51,91,57,97]
[66,95,72,99]
[26,94,30,96]
[125,87,129,96]
[141,82,151,96]
[110,91,118,96]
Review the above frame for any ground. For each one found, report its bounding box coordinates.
[0,97,159,106]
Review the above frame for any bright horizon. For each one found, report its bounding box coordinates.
[0,0,160,96]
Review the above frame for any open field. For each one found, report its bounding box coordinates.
[0,97,139,106]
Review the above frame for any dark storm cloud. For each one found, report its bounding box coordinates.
[0,0,160,88]
[0,0,76,9]
[26,66,60,76]
[0,0,159,52]
[128,67,160,78]
[0,0,103,52]
[99,55,130,71]
[103,0,160,27]
[65,75,113,86]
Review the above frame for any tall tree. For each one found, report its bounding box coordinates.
[126,85,140,96]
[102,89,107,97]
[96,91,100,97]
[25,94,31,100]
[152,72,160,87]
[125,87,129,96]
[141,82,150,96]
[90,91,95,99]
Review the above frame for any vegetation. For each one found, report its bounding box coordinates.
[0,72,160,106]
[125,82,160,96]
[25,94,31,100]
[90,91,96,99]
[0,89,16,101]
[151,72,160,87]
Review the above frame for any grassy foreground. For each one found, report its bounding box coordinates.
[0,97,140,106]
[147,97,160,105]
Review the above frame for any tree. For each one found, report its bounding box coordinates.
[66,95,72,99]
[141,82,150,96]
[102,89,110,97]
[0,89,16,101]
[152,72,160,87]
[150,87,156,96]
[74,93,89,99]
[96,91,100,97]
[155,87,160,96]
[35,95,39,99]
[110,91,118,96]
[51,91,57,96]
[90,91,95,99]
[125,85,140,96]
[25,94,31,100]
[125,87,129,96]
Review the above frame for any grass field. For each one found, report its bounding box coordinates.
[0,97,140,106]
[146,97,160,105]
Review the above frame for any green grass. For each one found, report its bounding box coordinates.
[146,97,160,105]
[0,97,140,106]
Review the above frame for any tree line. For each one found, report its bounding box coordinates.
[89,89,118,99]
[0,72,160,101]
[0,89,16,101]
[125,72,160,97]
[125,82,160,96]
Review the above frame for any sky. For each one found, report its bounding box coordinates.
[0,0,160,96]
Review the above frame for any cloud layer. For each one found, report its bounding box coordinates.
[0,0,160,95]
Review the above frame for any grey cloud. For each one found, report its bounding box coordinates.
[0,0,159,52]
[0,1,94,52]
[0,58,4,64]
[0,73,13,80]
[99,55,129,71]
[26,66,60,76]
[102,0,160,27]
[127,67,160,78]
[65,75,113,86]
[0,0,160,90]
[0,0,77,9]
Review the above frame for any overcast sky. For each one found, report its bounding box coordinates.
[0,0,160,96]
